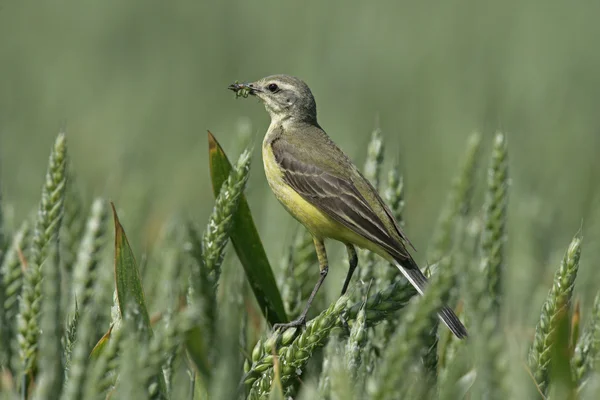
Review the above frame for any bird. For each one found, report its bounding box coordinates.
[228,74,467,339]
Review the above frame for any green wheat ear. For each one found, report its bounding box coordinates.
[358,127,385,299]
[429,132,482,263]
[371,252,458,400]
[345,298,368,380]
[530,232,582,395]
[188,148,251,354]
[279,226,319,320]
[572,291,600,385]
[481,132,509,312]
[378,163,405,288]
[17,132,67,383]
[468,132,509,399]
[82,324,124,399]
[60,167,85,274]
[1,220,30,370]
[321,336,356,400]
[248,293,350,398]
[62,199,110,400]
[30,245,62,400]
[374,163,407,347]
[202,148,252,284]
[0,186,6,330]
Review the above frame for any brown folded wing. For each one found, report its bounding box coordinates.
[271,136,413,262]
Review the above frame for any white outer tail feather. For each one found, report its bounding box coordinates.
[393,259,468,339]
[394,260,425,296]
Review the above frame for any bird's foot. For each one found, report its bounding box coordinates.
[273,316,307,332]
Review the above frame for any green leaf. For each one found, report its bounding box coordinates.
[207,131,288,325]
[185,325,211,381]
[111,202,151,329]
[110,202,167,396]
[89,324,113,359]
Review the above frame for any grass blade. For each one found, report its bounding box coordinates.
[207,131,287,325]
[110,202,167,396]
[111,202,151,329]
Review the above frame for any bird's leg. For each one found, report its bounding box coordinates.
[340,244,358,295]
[273,237,328,331]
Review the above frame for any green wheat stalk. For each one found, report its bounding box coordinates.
[320,336,356,400]
[375,165,408,347]
[345,273,416,324]
[0,221,30,370]
[202,148,252,285]
[64,198,109,371]
[0,183,6,266]
[248,294,350,397]
[529,233,582,394]
[0,190,6,369]
[438,219,479,394]
[428,132,482,263]
[426,132,482,386]
[188,148,251,348]
[63,301,79,379]
[370,252,458,400]
[279,227,319,319]
[60,167,84,274]
[357,128,385,298]
[363,127,384,189]
[461,133,510,400]
[31,245,62,400]
[480,133,509,312]
[70,198,109,312]
[141,308,201,399]
[17,132,67,381]
[316,335,339,398]
[245,279,415,393]
[376,164,405,290]
[152,221,190,393]
[154,219,188,311]
[572,291,600,384]
[113,317,148,399]
[209,264,246,400]
[82,325,124,400]
[345,302,368,380]
[63,204,111,400]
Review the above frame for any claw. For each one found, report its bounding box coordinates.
[273,316,307,332]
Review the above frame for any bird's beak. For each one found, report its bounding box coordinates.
[228,81,261,97]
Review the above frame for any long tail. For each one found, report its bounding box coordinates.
[393,258,468,339]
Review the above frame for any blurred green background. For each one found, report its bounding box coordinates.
[2,1,600,321]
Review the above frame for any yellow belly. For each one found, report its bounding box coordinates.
[262,143,330,238]
[261,140,393,261]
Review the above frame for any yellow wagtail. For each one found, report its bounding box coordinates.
[228,75,467,338]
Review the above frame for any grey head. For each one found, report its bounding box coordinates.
[229,75,317,123]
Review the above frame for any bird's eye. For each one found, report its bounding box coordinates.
[267,83,279,92]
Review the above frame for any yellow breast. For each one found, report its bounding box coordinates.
[261,139,331,239]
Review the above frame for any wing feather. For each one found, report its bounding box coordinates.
[272,138,411,261]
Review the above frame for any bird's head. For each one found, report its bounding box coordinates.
[228,75,317,123]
